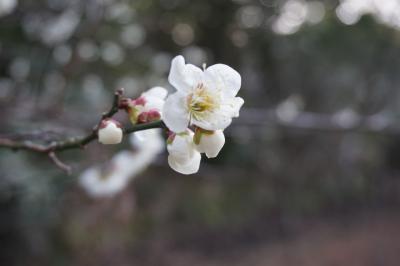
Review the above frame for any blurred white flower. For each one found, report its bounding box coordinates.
[167,130,201,175]
[163,55,244,133]
[0,0,17,17]
[98,119,123,145]
[79,166,129,198]
[194,129,225,158]
[80,129,164,198]
[127,86,168,124]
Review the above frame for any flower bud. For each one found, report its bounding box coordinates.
[137,109,162,123]
[127,87,167,125]
[98,119,123,145]
[194,129,225,158]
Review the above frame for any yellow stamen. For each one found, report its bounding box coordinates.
[187,83,219,121]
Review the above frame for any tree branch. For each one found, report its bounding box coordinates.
[48,152,72,175]
[0,89,166,173]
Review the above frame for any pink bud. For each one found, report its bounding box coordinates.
[137,109,161,123]
[119,98,133,110]
[99,118,122,129]
[133,96,146,106]
[147,109,161,121]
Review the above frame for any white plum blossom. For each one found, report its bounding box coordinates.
[80,129,164,198]
[98,119,123,145]
[163,55,244,133]
[83,56,244,178]
[79,167,127,197]
[194,129,225,158]
[79,152,132,198]
[127,86,168,124]
[167,130,201,175]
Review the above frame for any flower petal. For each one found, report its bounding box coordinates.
[204,63,241,98]
[223,96,244,118]
[192,114,232,131]
[168,151,201,175]
[142,86,168,100]
[167,131,196,164]
[191,97,243,130]
[168,55,203,93]
[195,130,225,158]
[143,96,165,111]
[162,92,190,133]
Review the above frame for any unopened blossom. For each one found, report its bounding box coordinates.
[163,55,244,133]
[127,86,167,124]
[167,130,201,175]
[98,119,123,145]
[194,129,225,158]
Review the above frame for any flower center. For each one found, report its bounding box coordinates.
[187,83,218,120]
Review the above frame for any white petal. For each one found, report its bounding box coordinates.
[223,97,244,118]
[168,55,203,93]
[142,86,168,100]
[162,92,190,133]
[143,95,165,111]
[192,96,244,130]
[167,131,196,164]
[98,122,123,144]
[168,151,201,175]
[78,166,129,198]
[204,64,241,98]
[192,115,232,131]
[79,167,101,190]
[195,130,225,158]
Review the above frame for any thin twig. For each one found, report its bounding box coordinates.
[0,89,166,155]
[48,152,72,175]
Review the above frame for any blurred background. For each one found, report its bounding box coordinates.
[1,0,400,265]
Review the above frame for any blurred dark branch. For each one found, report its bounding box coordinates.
[2,93,398,173]
[240,108,398,135]
[0,89,166,173]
